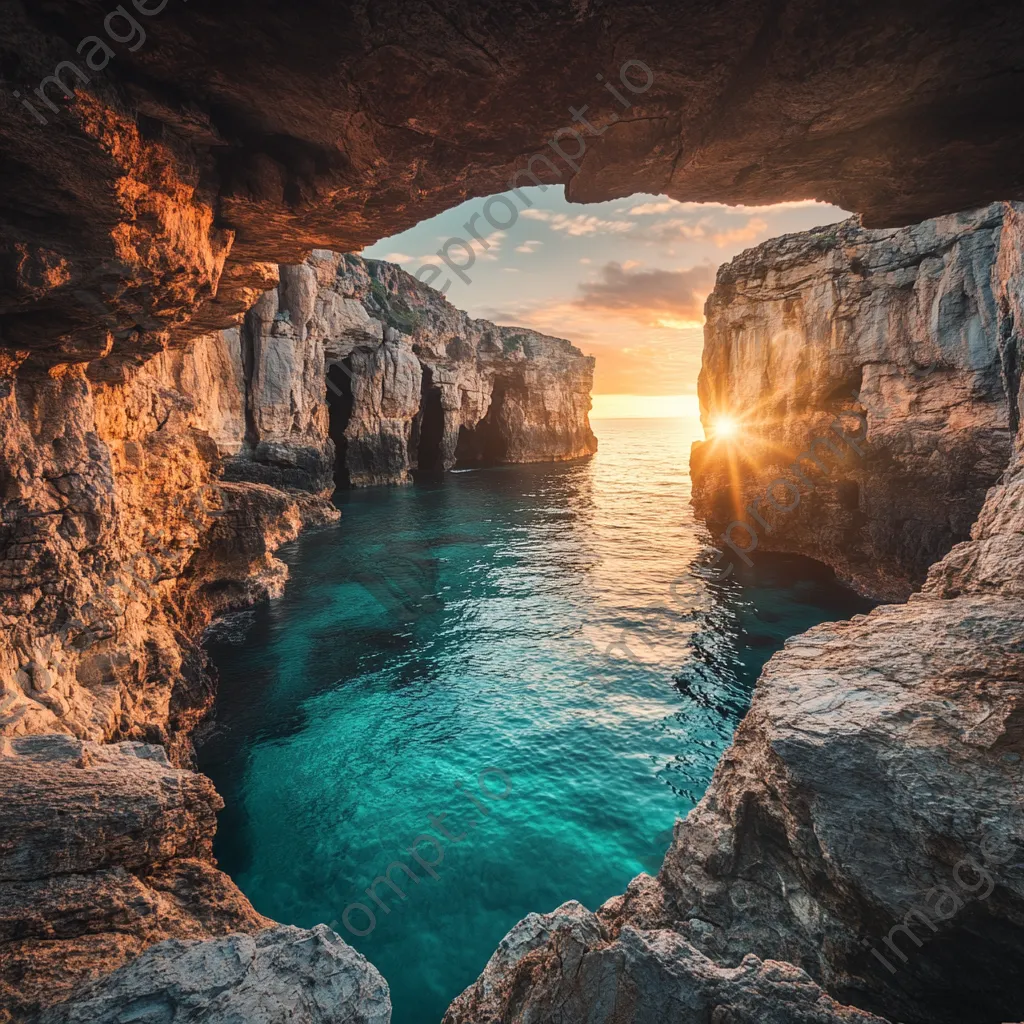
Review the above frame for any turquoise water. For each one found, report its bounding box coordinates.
[197,417,874,1024]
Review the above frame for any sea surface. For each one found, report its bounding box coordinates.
[198,416,874,1024]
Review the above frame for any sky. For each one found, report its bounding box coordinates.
[363,187,849,418]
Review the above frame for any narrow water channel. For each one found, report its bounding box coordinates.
[197,416,875,1024]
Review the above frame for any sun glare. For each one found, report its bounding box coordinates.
[710,414,740,440]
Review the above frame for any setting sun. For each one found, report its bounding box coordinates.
[710,414,740,439]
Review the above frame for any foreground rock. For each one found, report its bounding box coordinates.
[0,735,273,1021]
[691,203,1016,601]
[448,205,1024,1024]
[444,901,888,1024]
[39,926,390,1024]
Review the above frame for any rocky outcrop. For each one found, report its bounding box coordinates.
[444,901,888,1024]
[323,255,597,485]
[0,325,338,753]
[199,252,595,490]
[0,735,274,1021]
[38,926,391,1024]
[447,207,1024,1024]
[692,203,1016,600]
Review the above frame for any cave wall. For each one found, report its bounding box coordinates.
[691,202,1016,600]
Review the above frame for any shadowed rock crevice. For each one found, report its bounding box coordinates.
[414,366,446,476]
[327,359,355,489]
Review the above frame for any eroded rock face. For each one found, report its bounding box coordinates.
[0,735,273,1021]
[444,901,888,1024]
[691,203,1017,600]
[0,337,338,751]
[38,925,391,1024]
[213,252,596,489]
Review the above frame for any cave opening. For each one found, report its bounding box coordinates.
[415,365,445,475]
[454,385,509,467]
[326,358,354,488]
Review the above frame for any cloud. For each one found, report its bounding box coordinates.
[515,240,544,253]
[635,215,769,248]
[384,252,414,263]
[579,257,591,264]
[710,217,769,247]
[409,229,506,269]
[573,261,716,328]
[520,209,634,236]
[628,197,845,216]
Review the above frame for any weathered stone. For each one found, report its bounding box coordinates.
[0,736,272,1021]
[38,925,391,1024]
[444,901,888,1024]
[691,203,1017,600]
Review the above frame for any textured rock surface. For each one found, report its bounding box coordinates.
[450,206,1024,1024]
[200,252,595,490]
[324,255,597,485]
[2,0,1024,364]
[444,901,888,1024]
[692,203,1016,600]
[0,335,338,751]
[0,735,273,1021]
[38,925,391,1024]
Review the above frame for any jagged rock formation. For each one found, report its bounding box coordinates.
[224,253,596,489]
[0,735,273,1021]
[446,206,1024,1024]
[0,320,339,752]
[38,926,391,1024]
[692,203,1016,600]
[443,901,887,1024]
[328,255,597,485]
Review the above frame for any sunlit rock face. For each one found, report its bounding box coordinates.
[691,203,1017,600]
[203,252,596,489]
[449,205,1024,1024]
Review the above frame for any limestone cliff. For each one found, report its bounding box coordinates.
[227,252,596,489]
[691,203,1015,601]
[446,207,1024,1024]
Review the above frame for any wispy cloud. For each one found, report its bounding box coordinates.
[515,239,544,254]
[636,215,769,248]
[574,261,716,329]
[521,209,635,236]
